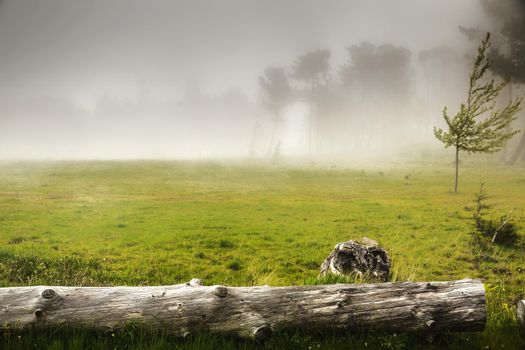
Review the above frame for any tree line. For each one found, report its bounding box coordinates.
[259,43,416,156]
[259,0,525,162]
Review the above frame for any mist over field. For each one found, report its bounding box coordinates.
[0,0,522,159]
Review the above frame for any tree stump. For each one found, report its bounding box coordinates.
[320,238,390,281]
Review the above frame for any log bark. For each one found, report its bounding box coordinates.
[518,300,525,337]
[0,279,485,341]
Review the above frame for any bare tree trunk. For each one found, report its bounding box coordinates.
[308,91,314,156]
[454,145,459,193]
[268,113,279,156]
[0,279,485,341]
[249,119,259,156]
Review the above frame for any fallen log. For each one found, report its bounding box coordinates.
[518,300,525,336]
[0,279,485,341]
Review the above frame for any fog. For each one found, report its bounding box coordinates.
[0,0,519,160]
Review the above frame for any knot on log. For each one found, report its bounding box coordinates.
[253,325,271,343]
[34,309,44,318]
[213,286,229,298]
[41,289,56,299]
[34,288,60,320]
[320,238,390,281]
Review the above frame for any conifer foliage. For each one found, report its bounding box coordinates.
[434,33,522,192]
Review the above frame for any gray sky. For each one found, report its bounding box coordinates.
[0,0,486,106]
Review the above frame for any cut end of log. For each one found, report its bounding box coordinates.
[518,300,525,336]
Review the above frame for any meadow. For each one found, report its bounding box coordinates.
[0,157,523,349]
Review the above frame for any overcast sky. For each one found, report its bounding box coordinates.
[0,0,487,107]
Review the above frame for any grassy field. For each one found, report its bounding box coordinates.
[0,157,523,349]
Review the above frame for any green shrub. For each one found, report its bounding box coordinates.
[466,183,519,247]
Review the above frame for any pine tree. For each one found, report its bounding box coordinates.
[434,33,522,193]
[290,49,331,153]
[459,1,525,164]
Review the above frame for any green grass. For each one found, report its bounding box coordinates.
[0,157,524,349]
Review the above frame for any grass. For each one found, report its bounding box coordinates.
[0,156,523,349]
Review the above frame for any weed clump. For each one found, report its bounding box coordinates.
[7,237,26,245]
[219,240,234,249]
[227,260,242,271]
[194,252,206,259]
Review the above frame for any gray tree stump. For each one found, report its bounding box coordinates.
[0,279,485,341]
[320,238,390,281]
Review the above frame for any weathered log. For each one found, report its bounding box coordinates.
[320,238,391,281]
[518,300,525,336]
[0,279,485,341]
